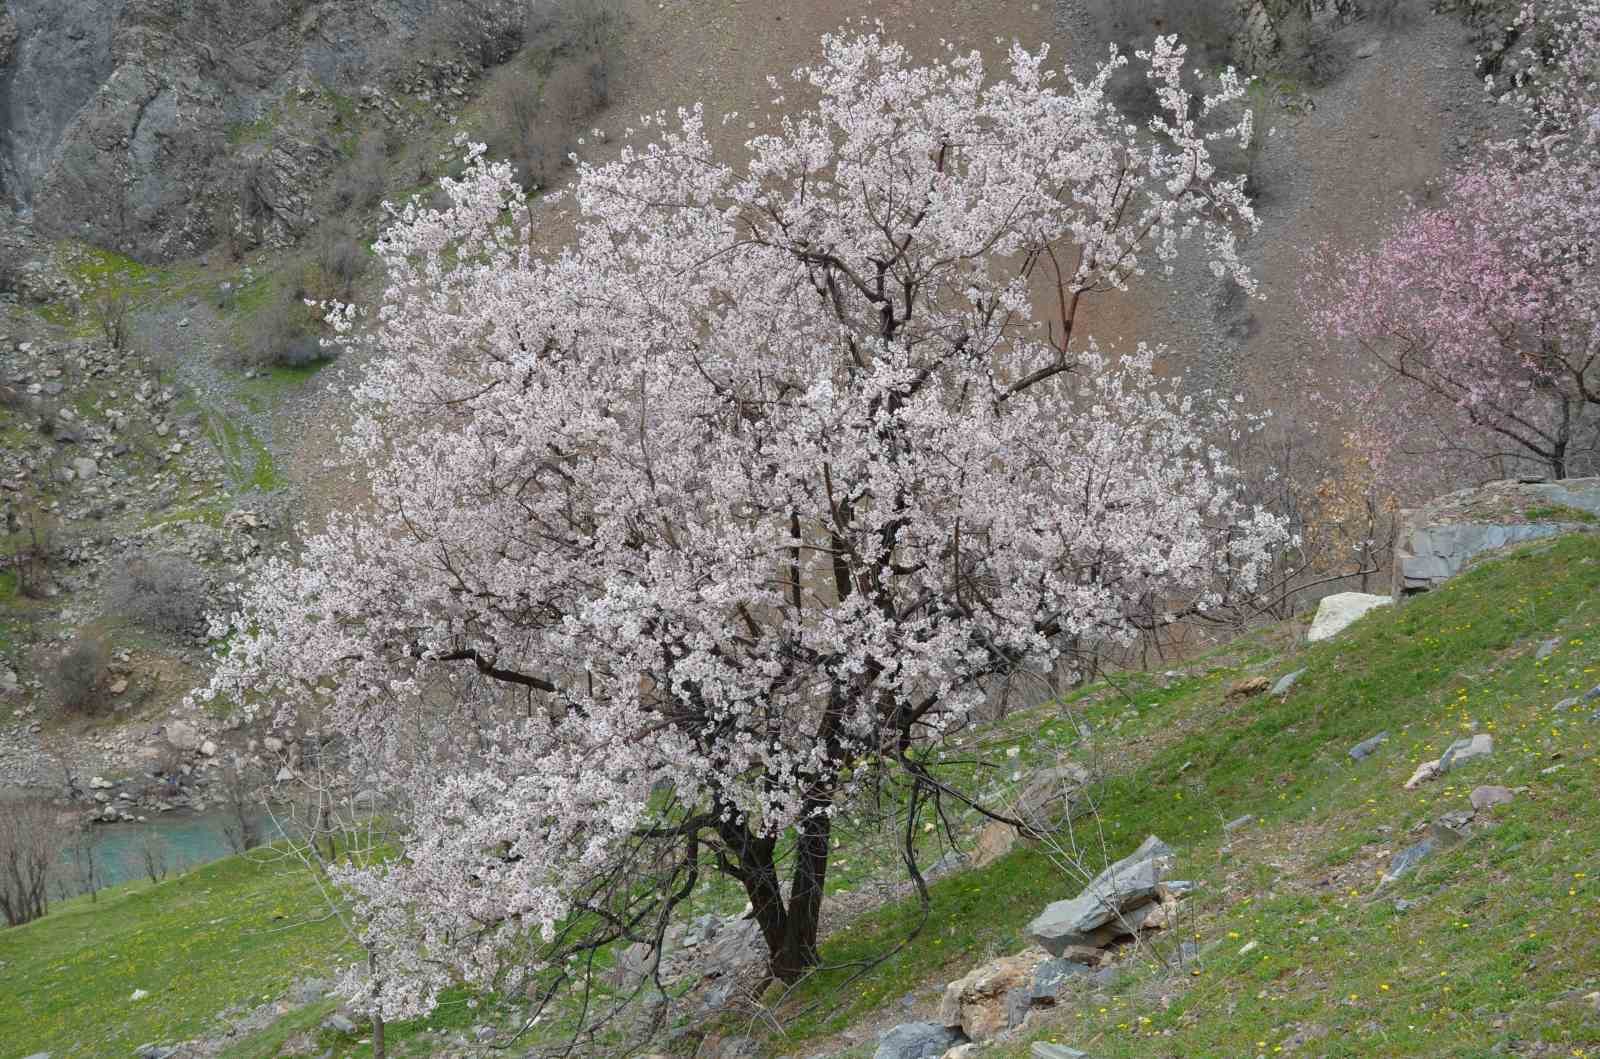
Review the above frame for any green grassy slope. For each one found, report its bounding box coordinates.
[5,534,1598,1059]
[0,854,348,1058]
[747,532,1600,1058]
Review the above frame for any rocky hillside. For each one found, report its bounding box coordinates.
[0,0,528,260]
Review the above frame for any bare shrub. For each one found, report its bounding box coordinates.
[130,830,169,885]
[483,73,558,190]
[311,223,367,303]
[106,553,209,637]
[412,0,528,70]
[217,758,265,854]
[334,132,388,214]
[0,798,60,927]
[62,822,101,903]
[526,0,624,62]
[544,56,606,125]
[4,502,56,600]
[483,57,609,190]
[88,287,132,350]
[50,633,110,715]
[245,292,331,371]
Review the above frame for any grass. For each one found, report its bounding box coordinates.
[1525,503,1599,525]
[239,360,331,407]
[9,535,1600,1058]
[0,852,350,1058]
[698,532,1600,1056]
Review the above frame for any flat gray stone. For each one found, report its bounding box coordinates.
[1029,957,1095,1001]
[875,1022,964,1059]
[322,1013,358,1035]
[1470,785,1515,811]
[1438,734,1493,772]
[1384,837,1437,881]
[1032,1044,1090,1059]
[1026,836,1173,954]
[1223,814,1255,832]
[1271,668,1306,696]
[1536,638,1560,661]
[1349,731,1390,761]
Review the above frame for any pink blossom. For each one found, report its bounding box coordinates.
[199,30,1282,1020]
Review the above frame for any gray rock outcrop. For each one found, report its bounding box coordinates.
[874,1022,964,1059]
[1025,835,1175,955]
[1392,478,1600,597]
[0,0,527,259]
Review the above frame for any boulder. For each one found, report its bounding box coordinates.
[971,820,1017,868]
[1032,1046,1090,1059]
[1271,668,1306,696]
[1013,762,1091,830]
[199,739,217,757]
[71,456,98,480]
[695,914,766,980]
[1348,731,1389,761]
[1469,785,1515,811]
[1307,593,1392,642]
[165,720,201,752]
[323,1012,359,1035]
[1025,836,1173,955]
[1383,837,1437,883]
[1226,675,1270,699]
[1392,478,1600,596]
[874,1022,965,1059]
[1438,734,1492,772]
[1028,957,1095,1002]
[1403,760,1441,790]
[938,952,1046,1042]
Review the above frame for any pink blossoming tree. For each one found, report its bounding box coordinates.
[201,31,1284,1027]
[1305,0,1600,486]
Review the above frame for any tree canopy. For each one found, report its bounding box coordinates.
[201,30,1283,1028]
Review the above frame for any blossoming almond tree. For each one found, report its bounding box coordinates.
[1305,0,1600,486]
[201,30,1284,1028]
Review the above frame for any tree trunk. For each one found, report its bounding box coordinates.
[770,803,832,981]
[368,951,386,1059]
[733,800,834,983]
